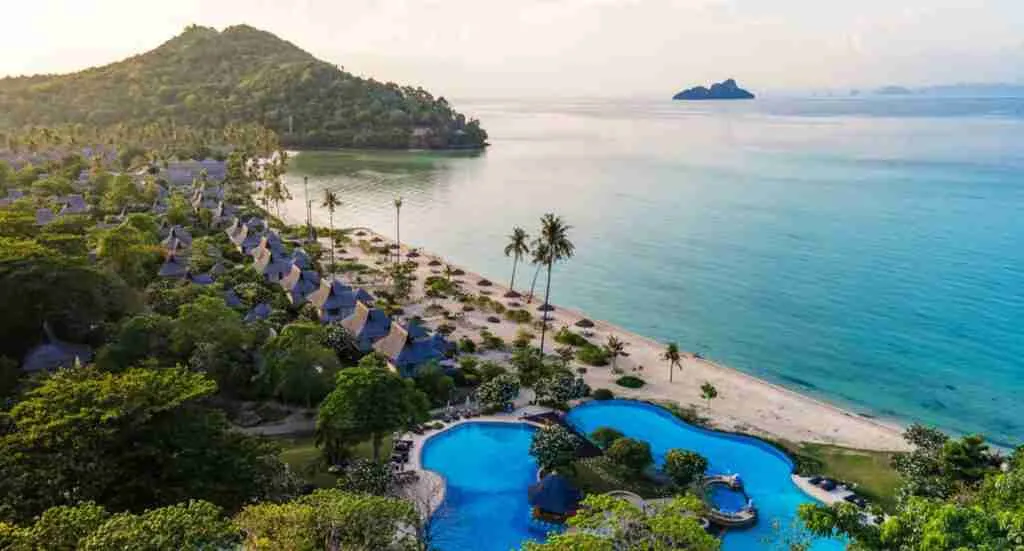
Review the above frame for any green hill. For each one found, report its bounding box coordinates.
[0,25,487,149]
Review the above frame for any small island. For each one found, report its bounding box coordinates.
[673,79,755,100]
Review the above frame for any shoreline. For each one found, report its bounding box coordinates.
[270,196,909,452]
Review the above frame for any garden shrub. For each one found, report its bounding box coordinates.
[615,375,645,389]
[576,344,610,366]
[592,388,615,400]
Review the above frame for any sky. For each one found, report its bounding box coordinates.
[1,0,1022,98]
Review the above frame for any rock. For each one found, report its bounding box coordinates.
[673,79,755,100]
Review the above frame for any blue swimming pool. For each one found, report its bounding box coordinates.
[565,400,845,550]
[422,422,556,551]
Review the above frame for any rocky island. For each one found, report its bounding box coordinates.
[673,78,755,100]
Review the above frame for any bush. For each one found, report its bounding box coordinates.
[606,437,653,474]
[576,344,610,366]
[512,329,535,349]
[479,330,505,351]
[554,326,589,347]
[458,337,477,354]
[476,373,520,412]
[529,425,582,474]
[663,449,709,487]
[504,309,532,324]
[615,375,645,389]
[478,361,508,383]
[592,388,615,400]
[591,426,625,449]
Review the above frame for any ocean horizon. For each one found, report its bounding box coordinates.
[284,96,1024,447]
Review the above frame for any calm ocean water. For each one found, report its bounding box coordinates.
[285,97,1024,446]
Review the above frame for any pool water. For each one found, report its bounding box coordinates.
[708,485,750,514]
[565,400,845,550]
[422,422,556,550]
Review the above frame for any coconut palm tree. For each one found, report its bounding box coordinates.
[606,335,625,372]
[393,197,403,264]
[537,214,575,354]
[663,342,682,383]
[526,240,549,304]
[503,226,530,296]
[321,190,342,272]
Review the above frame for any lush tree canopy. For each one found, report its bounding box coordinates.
[523,494,718,551]
[317,367,428,463]
[0,366,290,522]
[0,25,487,150]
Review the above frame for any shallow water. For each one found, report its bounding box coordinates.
[286,96,1024,446]
[566,400,844,550]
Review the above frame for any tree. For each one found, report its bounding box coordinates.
[606,438,653,475]
[338,459,395,496]
[235,489,419,551]
[317,368,428,463]
[475,373,520,412]
[393,196,403,264]
[523,494,718,551]
[700,382,719,411]
[555,345,576,367]
[101,174,139,213]
[536,214,574,353]
[799,427,1015,550]
[171,295,249,358]
[414,362,455,407]
[605,335,625,372]
[529,425,582,474]
[320,189,341,272]
[664,449,709,487]
[535,372,588,408]
[590,427,625,450]
[260,323,340,407]
[0,366,289,522]
[95,313,177,371]
[0,500,238,551]
[165,194,191,226]
[0,254,136,362]
[503,226,530,295]
[663,342,683,383]
[96,223,161,287]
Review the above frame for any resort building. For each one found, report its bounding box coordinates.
[158,254,189,279]
[341,301,392,352]
[279,264,321,304]
[372,321,450,377]
[307,278,373,323]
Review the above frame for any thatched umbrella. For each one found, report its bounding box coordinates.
[574,318,595,328]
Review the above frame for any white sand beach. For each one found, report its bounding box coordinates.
[272,199,909,452]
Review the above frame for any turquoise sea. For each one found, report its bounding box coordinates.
[285,96,1024,447]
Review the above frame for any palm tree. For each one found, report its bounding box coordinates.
[393,197,403,264]
[321,190,342,273]
[663,342,682,383]
[606,335,625,372]
[503,227,530,296]
[537,214,575,354]
[526,240,549,304]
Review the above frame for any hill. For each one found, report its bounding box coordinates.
[673,79,755,100]
[0,25,487,149]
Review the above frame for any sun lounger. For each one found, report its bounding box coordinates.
[808,476,823,485]
[819,479,837,491]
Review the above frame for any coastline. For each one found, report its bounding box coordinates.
[271,197,909,452]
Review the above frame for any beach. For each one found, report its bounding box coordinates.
[274,198,909,452]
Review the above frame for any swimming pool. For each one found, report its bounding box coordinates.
[565,400,845,550]
[422,422,556,551]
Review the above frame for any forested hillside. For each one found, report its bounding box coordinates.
[0,25,487,149]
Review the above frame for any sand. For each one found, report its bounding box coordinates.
[273,199,909,452]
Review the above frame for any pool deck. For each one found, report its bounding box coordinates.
[791,474,854,506]
[397,397,553,518]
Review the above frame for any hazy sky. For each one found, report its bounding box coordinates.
[2,0,1022,97]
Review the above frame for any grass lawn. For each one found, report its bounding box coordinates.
[274,434,394,489]
[787,442,902,510]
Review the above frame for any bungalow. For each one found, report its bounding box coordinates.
[158,254,189,279]
[341,301,392,352]
[22,340,93,373]
[35,208,55,226]
[307,278,373,323]
[186,271,215,286]
[252,246,294,284]
[372,322,449,377]
[244,302,273,324]
[57,194,88,215]
[279,264,321,304]
[224,288,244,309]
[161,225,193,248]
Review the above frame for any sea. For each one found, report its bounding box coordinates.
[283,96,1024,447]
